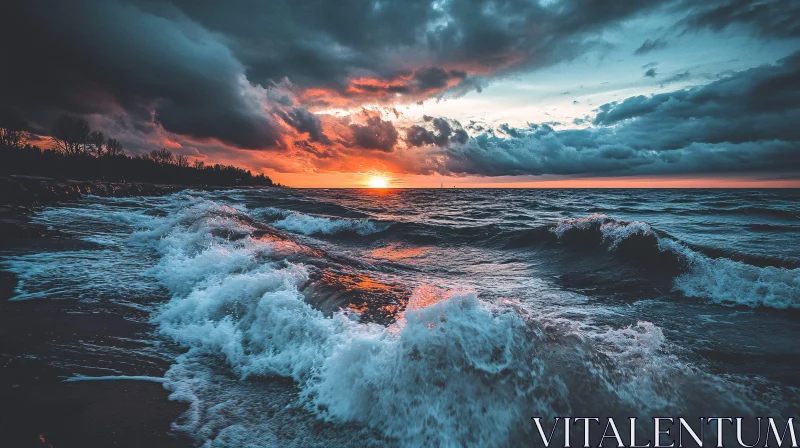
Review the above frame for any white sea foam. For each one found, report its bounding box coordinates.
[550,213,654,248]
[147,209,556,444]
[271,212,386,236]
[253,206,292,219]
[2,200,163,304]
[63,375,166,383]
[552,214,800,309]
[142,199,766,446]
[145,200,564,445]
[660,239,800,309]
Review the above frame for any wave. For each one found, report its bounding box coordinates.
[255,207,495,242]
[549,214,800,309]
[258,209,387,236]
[2,201,163,306]
[254,206,510,244]
[138,198,774,446]
[550,213,656,249]
[253,206,293,219]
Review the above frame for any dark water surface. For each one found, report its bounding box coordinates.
[2,189,799,447]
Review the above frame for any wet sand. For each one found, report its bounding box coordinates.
[2,379,190,448]
[0,262,191,447]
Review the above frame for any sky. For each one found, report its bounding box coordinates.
[1,0,799,187]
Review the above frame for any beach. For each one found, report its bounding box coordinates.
[1,188,798,446]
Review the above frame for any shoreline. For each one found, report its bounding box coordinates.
[0,174,277,207]
[0,175,276,248]
[0,271,193,448]
[0,187,194,447]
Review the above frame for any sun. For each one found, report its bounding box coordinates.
[366,175,390,188]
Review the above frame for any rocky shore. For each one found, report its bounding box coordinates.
[0,175,186,206]
[0,176,189,245]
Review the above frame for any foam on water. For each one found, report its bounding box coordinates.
[143,200,561,445]
[4,190,798,446]
[270,211,386,236]
[142,199,774,447]
[63,375,166,383]
[1,201,162,306]
[550,213,654,248]
[552,214,800,309]
[253,206,292,219]
[660,238,800,309]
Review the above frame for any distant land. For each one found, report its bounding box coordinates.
[0,114,277,190]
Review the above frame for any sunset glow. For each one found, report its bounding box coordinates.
[366,176,390,189]
[5,1,799,189]
[3,2,800,445]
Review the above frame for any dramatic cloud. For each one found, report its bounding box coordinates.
[277,108,330,144]
[413,68,468,91]
[1,0,798,178]
[634,38,668,55]
[677,0,800,38]
[406,117,469,147]
[349,116,399,152]
[398,53,800,177]
[0,0,295,149]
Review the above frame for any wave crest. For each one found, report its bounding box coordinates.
[550,213,655,248]
[270,211,387,236]
[551,214,800,309]
[140,199,771,446]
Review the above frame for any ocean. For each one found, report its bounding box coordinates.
[2,188,799,447]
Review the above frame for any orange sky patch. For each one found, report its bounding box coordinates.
[267,171,800,188]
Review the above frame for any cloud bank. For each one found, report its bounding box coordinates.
[1,0,798,180]
[397,53,800,177]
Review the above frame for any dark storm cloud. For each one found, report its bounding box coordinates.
[677,0,800,38]
[633,38,668,55]
[406,118,468,147]
[498,123,523,138]
[2,0,798,152]
[403,53,800,177]
[0,0,688,130]
[0,0,289,149]
[644,68,658,78]
[412,67,467,91]
[276,108,330,144]
[594,52,800,144]
[349,116,399,152]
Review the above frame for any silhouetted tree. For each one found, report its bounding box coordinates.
[148,147,174,165]
[174,154,189,168]
[1,115,274,187]
[51,114,91,155]
[88,131,106,155]
[0,113,29,149]
[0,126,27,149]
[105,138,124,156]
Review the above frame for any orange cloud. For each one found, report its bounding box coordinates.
[298,65,488,109]
[162,138,182,149]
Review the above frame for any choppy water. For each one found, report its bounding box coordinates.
[3,188,800,447]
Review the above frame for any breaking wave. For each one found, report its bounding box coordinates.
[550,214,800,309]
[256,208,387,236]
[137,199,773,447]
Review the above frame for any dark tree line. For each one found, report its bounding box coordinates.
[50,114,125,157]
[0,114,276,187]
